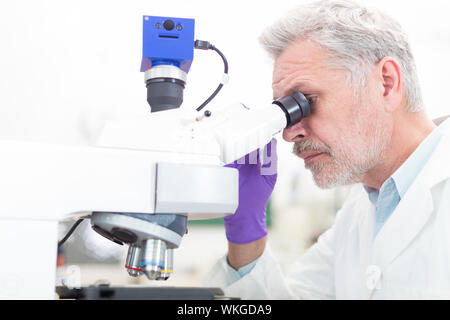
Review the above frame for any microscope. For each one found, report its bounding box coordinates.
[0,15,309,299]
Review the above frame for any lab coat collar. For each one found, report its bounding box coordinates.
[422,118,450,189]
[371,118,450,270]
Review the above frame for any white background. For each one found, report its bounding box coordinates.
[1,0,449,144]
[1,0,449,287]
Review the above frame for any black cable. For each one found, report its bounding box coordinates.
[58,218,85,248]
[212,46,228,73]
[194,41,229,112]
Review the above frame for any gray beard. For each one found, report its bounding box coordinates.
[293,121,390,189]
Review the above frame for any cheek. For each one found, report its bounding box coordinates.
[309,114,358,157]
[307,115,340,147]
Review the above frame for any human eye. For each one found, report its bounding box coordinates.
[304,95,317,106]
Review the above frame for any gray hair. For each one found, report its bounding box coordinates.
[259,0,424,112]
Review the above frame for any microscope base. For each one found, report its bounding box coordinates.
[56,285,237,300]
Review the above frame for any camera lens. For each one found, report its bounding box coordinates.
[163,20,175,31]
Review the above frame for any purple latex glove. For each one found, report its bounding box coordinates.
[224,139,278,244]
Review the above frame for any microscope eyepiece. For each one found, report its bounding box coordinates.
[272,92,311,128]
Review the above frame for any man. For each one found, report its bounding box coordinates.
[202,0,450,299]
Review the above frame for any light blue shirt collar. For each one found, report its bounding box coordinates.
[365,118,450,237]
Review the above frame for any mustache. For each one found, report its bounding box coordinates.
[292,140,331,156]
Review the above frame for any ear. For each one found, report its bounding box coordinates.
[376,57,403,112]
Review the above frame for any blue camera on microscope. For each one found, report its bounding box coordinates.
[141,15,195,112]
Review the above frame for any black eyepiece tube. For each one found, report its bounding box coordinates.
[272,92,311,128]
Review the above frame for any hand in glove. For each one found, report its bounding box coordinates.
[224,139,278,244]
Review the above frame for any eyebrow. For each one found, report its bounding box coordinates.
[273,80,318,100]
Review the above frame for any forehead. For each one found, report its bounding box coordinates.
[272,39,336,96]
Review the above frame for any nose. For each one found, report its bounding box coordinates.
[282,119,309,142]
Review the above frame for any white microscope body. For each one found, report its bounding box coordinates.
[0,101,289,299]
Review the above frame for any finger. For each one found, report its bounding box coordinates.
[260,138,277,176]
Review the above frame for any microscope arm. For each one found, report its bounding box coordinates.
[0,140,237,220]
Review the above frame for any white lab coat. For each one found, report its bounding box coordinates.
[203,118,450,299]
